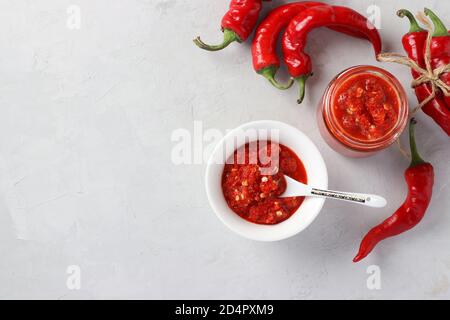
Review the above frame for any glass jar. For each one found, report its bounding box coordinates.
[317,65,409,158]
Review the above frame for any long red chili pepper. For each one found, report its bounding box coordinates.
[194,0,270,51]
[282,5,382,103]
[252,2,324,89]
[425,9,450,112]
[398,9,450,136]
[252,2,367,90]
[353,119,434,263]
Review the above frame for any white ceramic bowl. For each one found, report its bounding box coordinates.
[205,120,328,241]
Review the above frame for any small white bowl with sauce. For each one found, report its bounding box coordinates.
[205,120,328,241]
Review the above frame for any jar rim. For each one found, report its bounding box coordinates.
[322,65,409,152]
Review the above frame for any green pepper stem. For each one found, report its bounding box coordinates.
[259,66,294,90]
[409,118,425,167]
[193,29,240,51]
[397,9,425,33]
[296,74,310,104]
[424,8,450,37]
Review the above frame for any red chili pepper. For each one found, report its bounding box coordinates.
[425,9,450,113]
[398,9,450,136]
[353,118,434,263]
[397,10,427,69]
[252,2,368,90]
[282,5,382,103]
[194,0,270,51]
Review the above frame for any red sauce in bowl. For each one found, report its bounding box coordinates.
[221,141,307,225]
[332,73,400,141]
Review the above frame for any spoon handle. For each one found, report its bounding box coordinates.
[310,188,387,208]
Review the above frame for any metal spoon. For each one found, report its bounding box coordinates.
[280,176,387,208]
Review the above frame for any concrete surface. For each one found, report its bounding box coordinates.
[0,0,449,299]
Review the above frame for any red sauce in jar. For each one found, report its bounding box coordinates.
[221,141,307,225]
[332,73,400,141]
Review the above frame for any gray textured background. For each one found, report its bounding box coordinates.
[0,0,449,299]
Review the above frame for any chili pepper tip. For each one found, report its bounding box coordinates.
[353,237,375,262]
[353,245,371,262]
